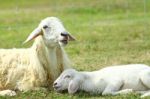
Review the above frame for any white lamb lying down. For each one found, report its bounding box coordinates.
[53,64,150,98]
[0,17,75,96]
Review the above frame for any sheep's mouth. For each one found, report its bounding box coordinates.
[60,40,68,45]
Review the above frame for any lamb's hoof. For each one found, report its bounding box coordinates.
[141,94,150,98]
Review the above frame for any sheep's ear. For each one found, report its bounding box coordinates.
[68,34,76,41]
[68,80,79,94]
[23,27,42,44]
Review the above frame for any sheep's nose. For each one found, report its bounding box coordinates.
[61,32,68,37]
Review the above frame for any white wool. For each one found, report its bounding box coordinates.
[54,64,150,98]
[0,17,74,95]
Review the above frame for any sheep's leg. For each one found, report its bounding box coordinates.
[0,90,16,96]
[102,79,123,96]
[32,87,48,92]
[18,85,48,92]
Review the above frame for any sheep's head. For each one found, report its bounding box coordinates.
[53,69,81,94]
[24,17,75,47]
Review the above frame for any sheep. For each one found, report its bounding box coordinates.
[0,17,75,96]
[53,64,150,98]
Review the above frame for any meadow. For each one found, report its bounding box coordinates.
[0,0,150,98]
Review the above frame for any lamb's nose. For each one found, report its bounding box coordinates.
[53,82,60,89]
[53,82,57,86]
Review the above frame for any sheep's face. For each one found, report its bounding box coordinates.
[40,17,75,47]
[53,69,77,92]
[24,17,75,47]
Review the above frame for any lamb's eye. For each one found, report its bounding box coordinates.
[65,75,71,78]
[43,25,48,29]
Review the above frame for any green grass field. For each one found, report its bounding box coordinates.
[0,0,150,99]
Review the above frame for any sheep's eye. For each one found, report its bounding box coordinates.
[43,25,48,29]
[64,75,71,78]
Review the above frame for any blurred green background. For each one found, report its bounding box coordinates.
[0,0,150,99]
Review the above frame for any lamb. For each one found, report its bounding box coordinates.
[53,64,150,98]
[0,17,75,96]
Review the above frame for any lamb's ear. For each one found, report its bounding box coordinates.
[68,79,79,94]
[68,34,76,41]
[23,27,42,44]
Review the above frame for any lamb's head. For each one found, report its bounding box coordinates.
[53,69,81,94]
[24,17,75,47]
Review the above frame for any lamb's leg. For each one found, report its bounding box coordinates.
[136,91,147,94]
[113,89,133,95]
[103,87,133,95]
[136,90,150,98]
[102,79,123,96]
[140,91,150,98]
[139,70,150,98]
[0,90,16,96]
[140,69,150,88]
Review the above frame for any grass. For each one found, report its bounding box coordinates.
[0,0,150,98]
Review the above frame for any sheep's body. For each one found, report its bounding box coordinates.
[54,64,150,98]
[0,36,70,91]
[0,17,75,96]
